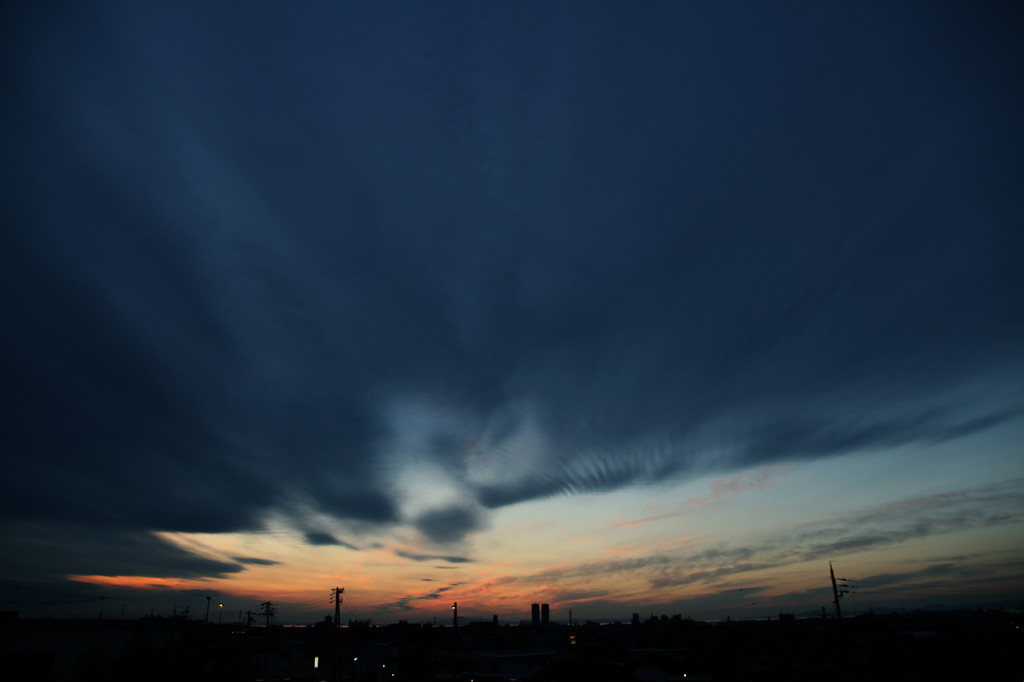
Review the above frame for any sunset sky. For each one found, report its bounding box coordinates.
[2,2,1022,624]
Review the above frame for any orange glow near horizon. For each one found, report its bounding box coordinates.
[51,456,1023,624]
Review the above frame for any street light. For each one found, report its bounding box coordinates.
[218,603,224,624]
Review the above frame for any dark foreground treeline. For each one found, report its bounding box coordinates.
[1,609,1020,681]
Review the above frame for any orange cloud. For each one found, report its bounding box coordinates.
[68,575,213,590]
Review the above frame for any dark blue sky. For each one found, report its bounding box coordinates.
[2,2,1022,618]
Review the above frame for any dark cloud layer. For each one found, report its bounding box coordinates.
[2,2,1022,580]
[0,523,243,581]
[413,507,485,545]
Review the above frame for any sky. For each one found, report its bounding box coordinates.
[2,1,1023,625]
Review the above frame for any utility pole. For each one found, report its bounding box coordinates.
[452,601,460,681]
[830,561,845,621]
[205,596,211,623]
[332,587,344,682]
[332,587,344,628]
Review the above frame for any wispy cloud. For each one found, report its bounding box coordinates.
[603,468,784,530]
[395,551,474,564]
[489,479,1024,594]
[304,532,359,550]
[232,556,281,566]
[377,582,466,612]
[649,563,782,589]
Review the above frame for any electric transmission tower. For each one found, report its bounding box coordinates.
[258,601,277,627]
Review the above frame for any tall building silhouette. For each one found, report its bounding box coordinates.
[541,603,550,626]
[531,603,540,627]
